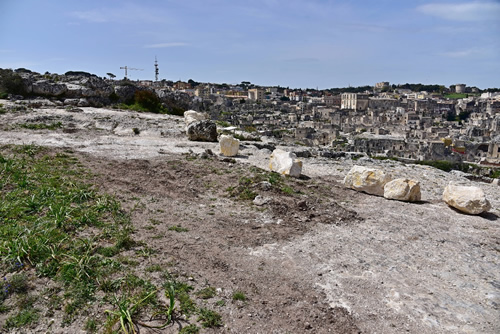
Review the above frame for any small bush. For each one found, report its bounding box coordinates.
[0,69,26,96]
[134,90,164,113]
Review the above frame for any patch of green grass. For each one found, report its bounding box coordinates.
[215,300,226,307]
[105,291,156,334]
[216,120,231,128]
[146,264,163,272]
[84,318,98,333]
[232,290,247,301]
[414,160,472,173]
[490,169,500,179]
[179,324,200,334]
[233,133,261,142]
[280,185,295,195]
[175,282,196,316]
[444,93,468,99]
[19,122,63,130]
[0,145,135,327]
[195,286,216,299]
[5,308,40,329]
[197,308,222,328]
[168,225,189,233]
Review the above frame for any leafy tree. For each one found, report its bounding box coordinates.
[107,73,116,80]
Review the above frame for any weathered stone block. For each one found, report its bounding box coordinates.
[269,149,302,178]
[186,120,217,142]
[184,110,208,129]
[343,165,392,196]
[219,135,239,157]
[384,178,421,202]
[442,183,491,215]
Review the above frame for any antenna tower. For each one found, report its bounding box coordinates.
[154,56,159,81]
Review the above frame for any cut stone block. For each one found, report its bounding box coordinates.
[384,178,421,202]
[269,149,302,178]
[343,165,392,196]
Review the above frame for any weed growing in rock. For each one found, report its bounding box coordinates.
[197,308,222,328]
[179,324,200,334]
[232,290,247,301]
[19,122,62,130]
[195,286,216,299]
[168,225,189,232]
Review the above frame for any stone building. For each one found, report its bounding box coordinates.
[341,93,369,111]
[248,88,264,102]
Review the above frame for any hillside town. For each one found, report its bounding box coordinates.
[166,80,500,166]
[2,68,500,165]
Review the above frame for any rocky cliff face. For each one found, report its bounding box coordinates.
[1,69,155,108]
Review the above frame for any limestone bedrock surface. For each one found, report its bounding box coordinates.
[269,149,302,178]
[442,182,491,214]
[384,178,421,202]
[344,165,392,196]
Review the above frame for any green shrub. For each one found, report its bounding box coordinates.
[0,69,26,96]
[134,90,164,113]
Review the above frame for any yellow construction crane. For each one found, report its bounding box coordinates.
[120,66,143,79]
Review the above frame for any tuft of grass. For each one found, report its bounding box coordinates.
[197,308,222,328]
[168,225,189,233]
[85,318,98,333]
[105,291,156,334]
[19,122,62,130]
[215,300,226,307]
[145,264,162,272]
[232,290,247,301]
[195,286,216,300]
[179,324,200,334]
[5,308,40,329]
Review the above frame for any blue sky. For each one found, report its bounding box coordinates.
[1,0,499,89]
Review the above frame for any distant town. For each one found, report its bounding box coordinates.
[139,77,500,166]
[1,68,499,166]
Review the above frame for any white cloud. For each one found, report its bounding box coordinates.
[144,42,188,49]
[417,1,500,21]
[69,4,167,24]
[71,10,108,23]
[439,48,491,58]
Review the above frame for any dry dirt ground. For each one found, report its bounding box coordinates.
[0,102,499,333]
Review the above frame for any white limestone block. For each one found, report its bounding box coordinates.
[269,149,302,178]
[384,178,421,202]
[219,135,240,157]
[184,110,208,130]
[343,165,392,196]
[442,183,491,215]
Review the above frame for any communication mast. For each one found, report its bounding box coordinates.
[154,56,159,82]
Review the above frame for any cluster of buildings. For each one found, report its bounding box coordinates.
[148,79,500,165]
